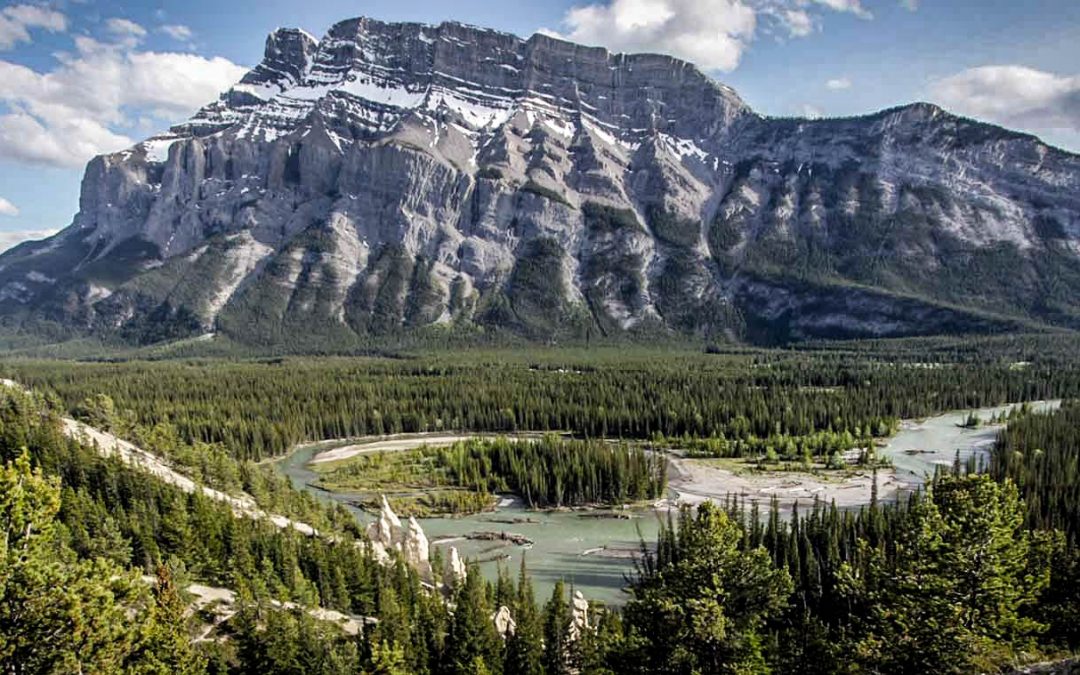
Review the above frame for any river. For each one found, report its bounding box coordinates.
[274,400,1059,605]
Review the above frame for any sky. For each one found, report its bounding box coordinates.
[1,0,1078,250]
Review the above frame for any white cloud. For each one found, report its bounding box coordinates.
[103,17,145,40]
[0,109,133,167]
[826,77,852,90]
[159,24,194,41]
[553,0,878,72]
[777,9,814,37]
[797,103,824,119]
[928,66,1080,134]
[558,0,757,72]
[0,37,246,168]
[900,0,919,10]
[0,4,67,50]
[0,197,18,217]
[0,228,59,253]
[810,0,871,19]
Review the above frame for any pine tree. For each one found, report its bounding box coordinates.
[365,640,410,675]
[445,563,500,675]
[840,474,1052,673]
[129,564,208,674]
[0,450,147,673]
[504,559,543,675]
[621,502,793,674]
[542,580,573,675]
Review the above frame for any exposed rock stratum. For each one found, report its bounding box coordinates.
[2,17,1079,346]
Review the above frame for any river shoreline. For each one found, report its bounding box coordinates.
[308,431,554,464]
[272,399,1061,603]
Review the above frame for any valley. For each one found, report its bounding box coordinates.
[271,397,1061,604]
[0,7,1078,673]
[4,336,1080,672]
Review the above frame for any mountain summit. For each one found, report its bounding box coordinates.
[2,17,1078,346]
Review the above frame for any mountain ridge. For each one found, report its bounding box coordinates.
[1,15,1078,347]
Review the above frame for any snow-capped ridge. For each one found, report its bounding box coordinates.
[4,15,1080,348]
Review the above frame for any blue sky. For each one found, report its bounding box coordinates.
[1,0,1078,249]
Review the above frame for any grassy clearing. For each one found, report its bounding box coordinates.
[312,448,497,517]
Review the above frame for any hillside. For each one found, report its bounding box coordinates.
[0,17,1077,347]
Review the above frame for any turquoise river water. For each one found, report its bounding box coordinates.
[275,400,1058,605]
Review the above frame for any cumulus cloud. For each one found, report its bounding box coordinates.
[554,0,879,71]
[0,109,133,167]
[105,18,147,45]
[0,4,67,50]
[928,65,1080,134]
[159,24,194,41]
[0,36,246,168]
[810,0,871,19]
[0,197,18,217]
[0,228,59,253]
[559,0,757,72]
[826,77,852,90]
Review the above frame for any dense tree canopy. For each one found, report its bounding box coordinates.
[1,338,1079,673]
[620,503,793,674]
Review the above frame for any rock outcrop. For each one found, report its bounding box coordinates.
[1,16,1078,346]
[365,495,458,586]
[493,605,516,639]
[446,546,468,587]
[569,589,591,641]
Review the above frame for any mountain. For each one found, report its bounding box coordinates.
[1,17,1079,347]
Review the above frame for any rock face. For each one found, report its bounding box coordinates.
[446,546,467,587]
[365,495,451,585]
[492,605,516,639]
[2,16,1079,345]
[569,590,590,641]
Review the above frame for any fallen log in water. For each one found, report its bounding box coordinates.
[465,531,535,546]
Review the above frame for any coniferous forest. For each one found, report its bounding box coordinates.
[1,335,1079,673]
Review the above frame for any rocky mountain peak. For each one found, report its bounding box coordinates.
[175,16,750,149]
[261,27,318,83]
[0,15,1078,348]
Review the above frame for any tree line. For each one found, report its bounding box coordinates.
[3,350,1080,673]
[437,436,667,509]
[5,347,1079,462]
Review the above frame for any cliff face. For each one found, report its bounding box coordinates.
[1,17,1078,346]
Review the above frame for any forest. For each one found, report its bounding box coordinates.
[2,335,1079,673]
[317,436,666,514]
[4,336,1080,463]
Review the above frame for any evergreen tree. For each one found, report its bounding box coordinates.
[621,502,793,674]
[542,581,574,675]
[840,474,1051,673]
[365,640,410,675]
[130,564,208,674]
[504,559,543,675]
[445,563,500,675]
[0,450,147,673]
[578,607,623,675]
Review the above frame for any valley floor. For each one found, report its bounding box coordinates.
[666,455,896,509]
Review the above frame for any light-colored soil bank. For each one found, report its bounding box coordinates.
[310,432,545,464]
[2,379,318,537]
[666,399,1061,510]
[666,456,897,509]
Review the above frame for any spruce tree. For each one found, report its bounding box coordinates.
[445,563,500,675]
[621,502,793,674]
[504,559,543,675]
[542,580,573,675]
